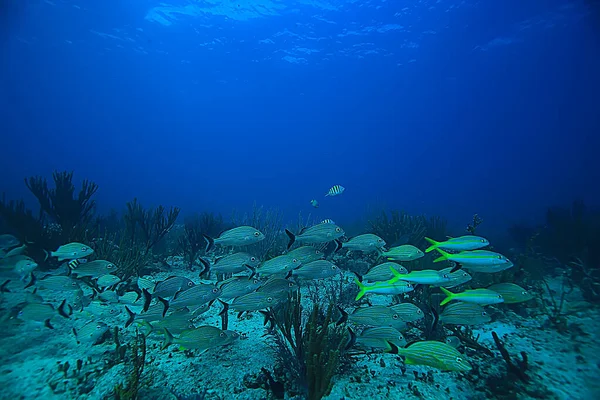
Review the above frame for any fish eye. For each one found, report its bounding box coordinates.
[377,239,382,242]
[253,232,260,237]
[443,274,449,278]
[417,309,422,314]
[392,314,399,320]
[480,239,485,243]
[331,265,336,270]
[521,291,527,295]
[267,297,273,302]
[188,324,194,328]
[456,357,463,362]
[497,295,503,298]
[212,288,219,293]
[71,282,77,286]
[219,332,225,337]
[187,282,194,287]
[292,258,298,263]
[110,309,115,314]
[288,282,294,287]
[335,227,341,232]
[81,247,88,251]
[497,255,503,259]
[253,279,259,284]
[250,257,256,262]
[96,325,102,329]
[107,264,114,269]
[482,311,487,316]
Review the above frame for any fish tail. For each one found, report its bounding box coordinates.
[58,299,70,319]
[142,289,152,312]
[158,296,170,317]
[125,306,136,328]
[45,319,54,329]
[334,239,343,253]
[203,234,215,253]
[285,229,296,250]
[388,266,402,284]
[198,257,210,278]
[43,250,50,262]
[424,237,439,253]
[140,321,153,337]
[161,328,174,350]
[24,272,36,289]
[439,287,455,306]
[0,280,10,293]
[345,327,356,351]
[433,248,451,263]
[385,341,400,354]
[354,278,367,301]
[336,306,348,326]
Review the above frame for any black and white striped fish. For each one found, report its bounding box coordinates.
[325,185,345,197]
[321,219,335,224]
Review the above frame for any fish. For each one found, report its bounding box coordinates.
[153,276,196,299]
[256,278,298,298]
[424,236,490,253]
[119,291,141,305]
[286,246,324,264]
[71,260,117,278]
[389,267,451,285]
[439,303,491,325]
[96,274,121,288]
[4,243,27,257]
[390,303,424,322]
[386,341,472,372]
[211,252,260,275]
[203,226,265,252]
[355,278,414,300]
[285,223,345,249]
[321,219,335,224]
[218,276,263,300]
[169,283,221,308]
[337,305,403,327]
[125,301,169,327]
[35,275,81,292]
[0,255,33,269]
[379,245,424,261]
[487,283,534,304]
[432,249,513,272]
[162,326,239,352]
[445,336,462,348]
[439,287,504,306]
[325,185,345,197]
[96,290,119,303]
[292,260,340,280]
[430,267,472,289]
[83,300,121,318]
[230,291,283,312]
[137,277,156,293]
[339,234,386,253]
[17,303,58,327]
[73,321,109,345]
[0,234,20,250]
[348,326,407,351]
[310,199,319,208]
[256,255,301,277]
[139,309,194,335]
[47,242,94,261]
[362,262,408,282]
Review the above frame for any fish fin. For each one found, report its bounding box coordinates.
[0,280,10,293]
[354,278,367,301]
[345,327,356,351]
[45,319,54,329]
[334,240,343,253]
[43,250,49,262]
[161,328,173,350]
[430,306,439,333]
[424,237,439,253]
[140,321,153,337]
[450,263,462,273]
[388,266,403,284]
[198,257,210,278]
[284,229,295,250]
[58,299,70,319]
[125,306,135,328]
[158,296,169,317]
[336,306,348,326]
[351,271,363,283]
[203,234,215,253]
[142,289,152,312]
[386,341,399,354]
[439,287,455,306]
[404,357,416,365]
[433,248,451,263]
[24,273,36,289]
[284,270,293,279]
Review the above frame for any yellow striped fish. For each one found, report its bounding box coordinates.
[387,341,472,371]
[325,185,345,197]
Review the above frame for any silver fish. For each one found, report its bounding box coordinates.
[218,276,263,300]
[439,303,491,325]
[390,303,424,322]
[256,255,301,277]
[37,275,81,292]
[162,326,239,352]
[49,242,94,261]
[96,274,121,288]
[211,252,260,275]
[285,223,345,249]
[140,309,194,334]
[363,262,408,282]
[340,305,403,327]
[230,291,282,312]
[352,326,407,350]
[17,303,56,324]
[153,276,195,299]
[71,260,117,278]
[169,283,221,308]
[0,234,19,250]
[286,246,324,264]
[341,234,386,253]
[256,278,298,298]
[73,321,109,345]
[204,226,265,252]
[293,260,340,280]
[83,300,121,318]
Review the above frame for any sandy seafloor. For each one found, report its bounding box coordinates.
[1,260,599,400]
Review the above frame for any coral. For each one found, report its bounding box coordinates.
[466,214,483,235]
[124,198,180,256]
[491,331,529,382]
[368,209,447,249]
[114,331,149,400]
[177,215,209,270]
[25,170,98,242]
[0,195,48,246]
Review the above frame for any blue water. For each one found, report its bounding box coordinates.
[1,0,599,234]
